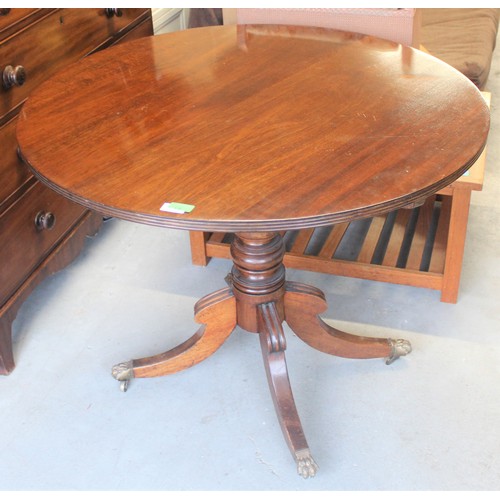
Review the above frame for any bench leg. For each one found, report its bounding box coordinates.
[189,231,211,266]
[440,188,472,303]
[0,317,15,375]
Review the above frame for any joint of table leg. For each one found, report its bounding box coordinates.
[233,286,285,333]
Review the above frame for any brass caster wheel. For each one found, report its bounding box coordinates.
[112,360,134,392]
[385,339,412,365]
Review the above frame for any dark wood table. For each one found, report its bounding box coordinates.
[16,24,489,478]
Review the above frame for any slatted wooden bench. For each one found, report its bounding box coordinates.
[189,92,490,304]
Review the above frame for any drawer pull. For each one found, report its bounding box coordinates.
[105,8,123,18]
[2,65,26,89]
[35,211,56,231]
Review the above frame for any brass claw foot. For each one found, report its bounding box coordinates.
[385,339,412,365]
[112,360,134,392]
[295,449,319,479]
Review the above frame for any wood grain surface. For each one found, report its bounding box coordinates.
[17,24,490,232]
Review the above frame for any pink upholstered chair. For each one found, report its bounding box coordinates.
[227,8,420,47]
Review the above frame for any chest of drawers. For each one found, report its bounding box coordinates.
[0,8,153,374]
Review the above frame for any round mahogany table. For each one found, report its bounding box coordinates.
[17,24,489,478]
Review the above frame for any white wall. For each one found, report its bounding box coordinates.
[152,8,190,34]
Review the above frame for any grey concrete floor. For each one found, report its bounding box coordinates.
[2,37,500,493]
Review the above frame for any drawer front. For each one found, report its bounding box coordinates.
[0,180,86,302]
[0,8,150,122]
[0,115,33,211]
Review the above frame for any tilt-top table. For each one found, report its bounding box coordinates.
[16,24,489,478]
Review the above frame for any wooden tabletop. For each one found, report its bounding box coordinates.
[17,24,490,232]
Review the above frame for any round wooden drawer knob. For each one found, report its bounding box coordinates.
[2,65,26,89]
[35,211,56,231]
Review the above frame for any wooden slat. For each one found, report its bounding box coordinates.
[205,239,232,259]
[283,252,443,289]
[208,232,226,243]
[318,223,349,258]
[357,216,385,264]
[290,228,314,254]
[428,196,451,273]
[405,196,435,270]
[382,209,411,267]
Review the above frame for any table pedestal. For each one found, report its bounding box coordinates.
[112,232,411,478]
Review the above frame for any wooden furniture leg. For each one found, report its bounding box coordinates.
[112,287,236,391]
[285,281,411,363]
[257,301,318,478]
[439,188,473,303]
[189,230,211,266]
[113,231,410,477]
[0,317,15,375]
